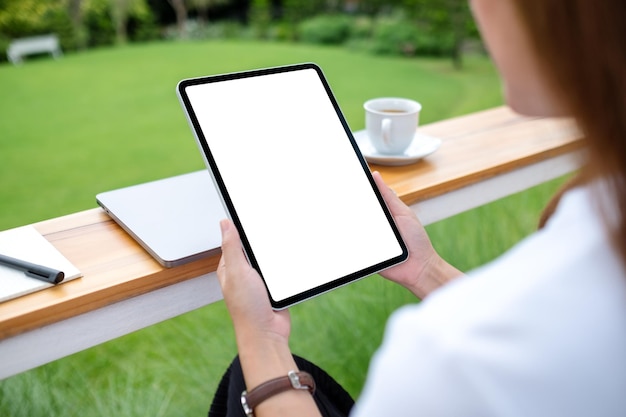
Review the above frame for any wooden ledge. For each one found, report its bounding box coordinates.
[0,106,583,340]
[377,107,583,206]
[0,210,220,339]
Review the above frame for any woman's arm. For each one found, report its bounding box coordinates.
[215,172,461,416]
[218,219,322,417]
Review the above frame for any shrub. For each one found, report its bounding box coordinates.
[298,14,352,45]
[199,21,246,40]
[371,16,419,56]
[45,7,78,50]
[83,0,115,47]
[0,0,78,49]
[348,15,374,40]
[0,34,10,63]
[127,7,159,42]
[0,0,57,37]
[267,21,298,42]
[414,27,454,56]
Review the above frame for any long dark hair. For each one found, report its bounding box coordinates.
[515,1,626,264]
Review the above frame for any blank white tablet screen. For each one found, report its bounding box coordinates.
[182,65,405,306]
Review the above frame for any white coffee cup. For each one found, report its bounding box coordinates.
[364,98,422,154]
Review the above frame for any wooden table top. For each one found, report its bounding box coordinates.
[0,106,583,340]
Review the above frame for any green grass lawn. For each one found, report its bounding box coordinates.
[0,40,568,416]
[0,40,502,230]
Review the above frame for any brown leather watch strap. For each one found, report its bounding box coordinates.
[241,370,315,416]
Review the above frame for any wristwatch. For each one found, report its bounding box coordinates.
[241,370,316,416]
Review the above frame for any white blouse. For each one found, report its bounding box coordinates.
[352,185,626,416]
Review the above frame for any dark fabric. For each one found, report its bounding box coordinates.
[209,355,355,417]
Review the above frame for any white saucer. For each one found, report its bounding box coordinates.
[353,130,442,166]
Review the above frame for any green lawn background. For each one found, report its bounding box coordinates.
[0,40,502,230]
[0,41,567,416]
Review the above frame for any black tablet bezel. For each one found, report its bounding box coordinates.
[177,63,408,309]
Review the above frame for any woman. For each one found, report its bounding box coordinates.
[212,0,626,415]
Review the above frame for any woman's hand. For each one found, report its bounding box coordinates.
[372,171,462,299]
[217,219,291,344]
[217,220,322,417]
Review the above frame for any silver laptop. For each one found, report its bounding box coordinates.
[96,170,226,267]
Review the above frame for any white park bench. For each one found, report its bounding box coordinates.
[6,34,63,65]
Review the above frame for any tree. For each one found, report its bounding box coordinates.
[353,0,404,15]
[444,0,469,69]
[190,0,230,26]
[0,0,80,51]
[105,0,154,44]
[68,0,87,48]
[166,0,187,36]
[109,0,131,43]
[249,0,270,37]
[404,0,472,69]
[0,0,64,36]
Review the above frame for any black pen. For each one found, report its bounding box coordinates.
[0,253,65,284]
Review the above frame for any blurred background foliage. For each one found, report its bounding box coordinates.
[0,0,480,68]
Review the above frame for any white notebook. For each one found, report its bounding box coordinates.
[0,225,82,302]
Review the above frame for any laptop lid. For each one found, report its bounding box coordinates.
[96,170,225,267]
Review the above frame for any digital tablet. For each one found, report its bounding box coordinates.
[176,63,408,309]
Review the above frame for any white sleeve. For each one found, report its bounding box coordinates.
[349,304,494,417]
[350,186,626,417]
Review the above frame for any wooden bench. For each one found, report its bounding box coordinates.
[7,34,63,65]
